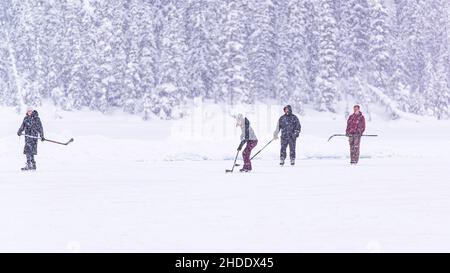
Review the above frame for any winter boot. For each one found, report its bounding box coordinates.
[21,163,32,171]
[239,168,250,173]
[30,162,36,170]
[290,159,295,166]
[280,159,285,166]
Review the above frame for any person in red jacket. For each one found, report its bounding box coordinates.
[346,105,365,164]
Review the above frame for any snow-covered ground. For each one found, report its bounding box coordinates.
[1,105,449,252]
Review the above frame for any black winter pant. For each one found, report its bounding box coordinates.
[280,137,297,161]
[26,154,35,165]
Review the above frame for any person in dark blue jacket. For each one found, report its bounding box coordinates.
[17,107,45,171]
[273,105,301,166]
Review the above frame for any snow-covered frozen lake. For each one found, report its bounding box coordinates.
[1,106,449,252]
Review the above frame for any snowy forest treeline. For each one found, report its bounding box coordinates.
[0,0,449,119]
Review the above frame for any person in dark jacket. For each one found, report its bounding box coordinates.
[236,114,258,172]
[17,107,45,171]
[273,105,301,166]
[346,105,366,165]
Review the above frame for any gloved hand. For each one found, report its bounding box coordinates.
[294,131,300,138]
[41,137,45,142]
[237,141,245,151]
[273,134,279,140]
[17,132,21,136]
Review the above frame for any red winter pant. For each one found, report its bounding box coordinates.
[349,135,361,163]
[243,140,258,170]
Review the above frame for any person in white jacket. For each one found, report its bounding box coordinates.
[236,114,258,172]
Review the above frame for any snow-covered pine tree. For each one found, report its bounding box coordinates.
[121,0,143,114]
[207,1,228,103]
[47,0,88,111]
[336,0,371,107]
[303,1,320,106]
[0,29,10,104]
[65,1,88,111]
[286,0,311,112]
[391,0,425,114]
[41,1,66,109]
[185,0,212,100]
[352,0,372,111]
[32,1,48,103]
[421,0,450,118]
[76,0,98,110]
[337,0,358,83]
[368,0,391,90]
[273,0,290,105]
[85,1,117,113]
[429,60,450,119]
[106,0,128,109]
[217,0,251,105]
[316,0,338,112]
[388,16,409,114]
[151,0,188,119]
[8,0,41,109]
[201,1,222,101]
[0,1,18,107]
[247,0,276,102]
[139,2,158,119]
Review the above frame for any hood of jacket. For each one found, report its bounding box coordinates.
[284,105,293,115]
[31,110,39,118]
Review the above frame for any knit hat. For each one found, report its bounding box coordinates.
[235,113,245,126]
[26,106,34,112]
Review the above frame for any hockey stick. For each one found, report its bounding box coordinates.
[234,139,274,167]
[22,134,74,146]
[327,134,378,142]
[225,151,240,173]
